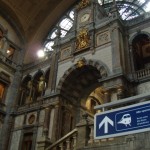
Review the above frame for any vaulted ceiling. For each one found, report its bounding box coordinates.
[0,0,76,63]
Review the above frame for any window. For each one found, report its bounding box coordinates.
[98,0,150,20]
[132,34,150,70]
[0,82,6,103]
[43,9,74,52]
[6,45,15,60]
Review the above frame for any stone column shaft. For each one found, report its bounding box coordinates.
[104,91,110,103]
[43,106,52,137]
[51,103,61,142]
[117,87,124,100]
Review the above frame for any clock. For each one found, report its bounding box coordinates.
[80,13,90,23]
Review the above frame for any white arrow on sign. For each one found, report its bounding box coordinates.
[99,116,114,134]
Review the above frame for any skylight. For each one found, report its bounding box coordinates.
[98,0,150,20]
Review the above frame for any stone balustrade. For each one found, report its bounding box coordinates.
[135,68,150,80]
[0,53,17,68]
[45,128,77,150]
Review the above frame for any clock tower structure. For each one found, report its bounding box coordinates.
[74,0,107,52]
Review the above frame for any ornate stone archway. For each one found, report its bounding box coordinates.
[57,58,109,102]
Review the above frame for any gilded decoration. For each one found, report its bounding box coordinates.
[76,57,86,68]
[77,0,90,11]
[76,28,90,50]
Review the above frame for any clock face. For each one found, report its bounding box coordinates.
[80,13,90,23]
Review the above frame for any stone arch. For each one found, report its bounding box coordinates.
[129,31,150,71]
[56,58,109,102]
[32,70,46,99]
[0,1,25,43]
[19,75,32,105]
[44,68,50,89]
[129,31,150,45]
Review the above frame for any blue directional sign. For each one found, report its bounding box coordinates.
[94,101,150,139]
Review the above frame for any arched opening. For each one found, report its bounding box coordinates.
[45,68,50,90]
[32,71,45,101]
[19,75,32,105]
[85,87,104,114]
[132,34,150,71]
[58,61,108,136]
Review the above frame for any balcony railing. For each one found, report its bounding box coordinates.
[0,53,17,68]
[135,68,150,80]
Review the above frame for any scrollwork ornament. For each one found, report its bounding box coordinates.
[76,28,90,50]
[76,0,90,11]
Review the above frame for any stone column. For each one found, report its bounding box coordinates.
[76,114,89,149]
[110,22,123,74]
[45,31,60,95]
[0,65,22,150]
[43,106,52,137]
[104,90,111,103]
[117,86,124,100]
[51,101,61,142]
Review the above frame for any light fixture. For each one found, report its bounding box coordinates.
[7,50,11,54]
[37,49,45,58]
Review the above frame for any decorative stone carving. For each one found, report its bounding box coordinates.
[76,57,86,68]
[117,86,124,100]
[28,114,36,125]
[100,66,107,78]
[60,47,71,60]
[38,76,46,92]
[76,28,90,50]
[25,80,33,104]
[26,112,37,125]
[77,0,90,11]
[96,31,111,46]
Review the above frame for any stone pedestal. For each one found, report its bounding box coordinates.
[76,114,89,149]
[37,137,51,150]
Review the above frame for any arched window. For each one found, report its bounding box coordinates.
[43,10,74,52]
[132,34,150,70]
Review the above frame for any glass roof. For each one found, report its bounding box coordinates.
[98,0,150,20]
[43,10,74,52]
[43,0,150,52]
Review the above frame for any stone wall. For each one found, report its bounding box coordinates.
[9,130,22,150]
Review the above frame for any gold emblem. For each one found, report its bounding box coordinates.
[77,0,90,11]
[76,28,90,50]
[76,58,86,68]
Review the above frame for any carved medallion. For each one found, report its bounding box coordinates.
[28,114,35,124]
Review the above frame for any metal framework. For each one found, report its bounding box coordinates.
[100,0,150,20]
